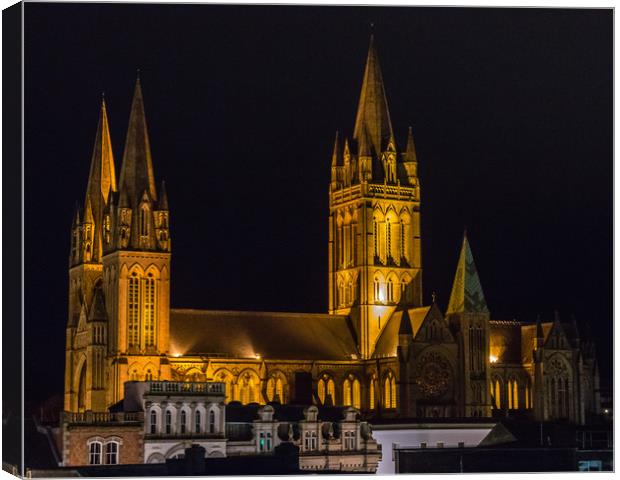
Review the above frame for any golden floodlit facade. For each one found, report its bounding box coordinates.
[64,37,600,424]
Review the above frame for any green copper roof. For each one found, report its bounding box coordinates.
[446,233,489,315]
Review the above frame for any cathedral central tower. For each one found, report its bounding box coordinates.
[328,36,422,359]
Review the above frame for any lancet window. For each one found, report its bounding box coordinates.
[127,269,158,350]
[128,273,140,347]
[384,372,397,409]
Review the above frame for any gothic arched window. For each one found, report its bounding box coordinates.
[386,219,392,259]
[128,272,140,348]
[369,378,375,409]
[384,372,397,409]
[400,220,406,260]
[327,378,336,405]
[374,277,382,303]
[352,378,361,409]
[343,378,352,406]
[143,273,156,347]
[494,379,501,409]
[275,378,284,403]
[318,378,326,405]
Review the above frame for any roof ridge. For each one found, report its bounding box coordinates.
[170,308,349,319]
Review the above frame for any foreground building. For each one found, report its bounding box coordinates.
[60,381,381,470]
[63,36,600,434]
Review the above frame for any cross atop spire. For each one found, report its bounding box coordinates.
[353,35,393,157]
[118,77,157,204]
[446,232,489,315]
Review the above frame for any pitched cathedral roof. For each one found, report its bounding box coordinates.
[373,306,432,357]
[446,232,489,315]
[169,309,359,361]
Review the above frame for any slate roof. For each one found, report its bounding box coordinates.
[373,307,431,357]
[170,309,359,360]
[446,233,489,315]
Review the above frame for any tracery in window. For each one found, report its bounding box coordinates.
[384,372,397,409]
[128,272,140,347]
[143,273,156,347]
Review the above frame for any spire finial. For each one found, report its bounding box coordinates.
[431,291,437,303]
[136,68,141,82]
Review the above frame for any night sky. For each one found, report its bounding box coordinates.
[24,4,612,405]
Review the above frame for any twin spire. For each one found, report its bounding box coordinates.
[118,78,158,204]
[83,98,117,262]
[86,77,156,213]
[72,76,168,265]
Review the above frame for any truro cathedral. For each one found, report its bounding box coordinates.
[64,37,600,425]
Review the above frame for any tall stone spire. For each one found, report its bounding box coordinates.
[446,232,489,315]
[85,98,116,210]
[353,35,393,156]
[118,77,157,204]
[82,98,117,263]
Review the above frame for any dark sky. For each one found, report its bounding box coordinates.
[24,4,612,404]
